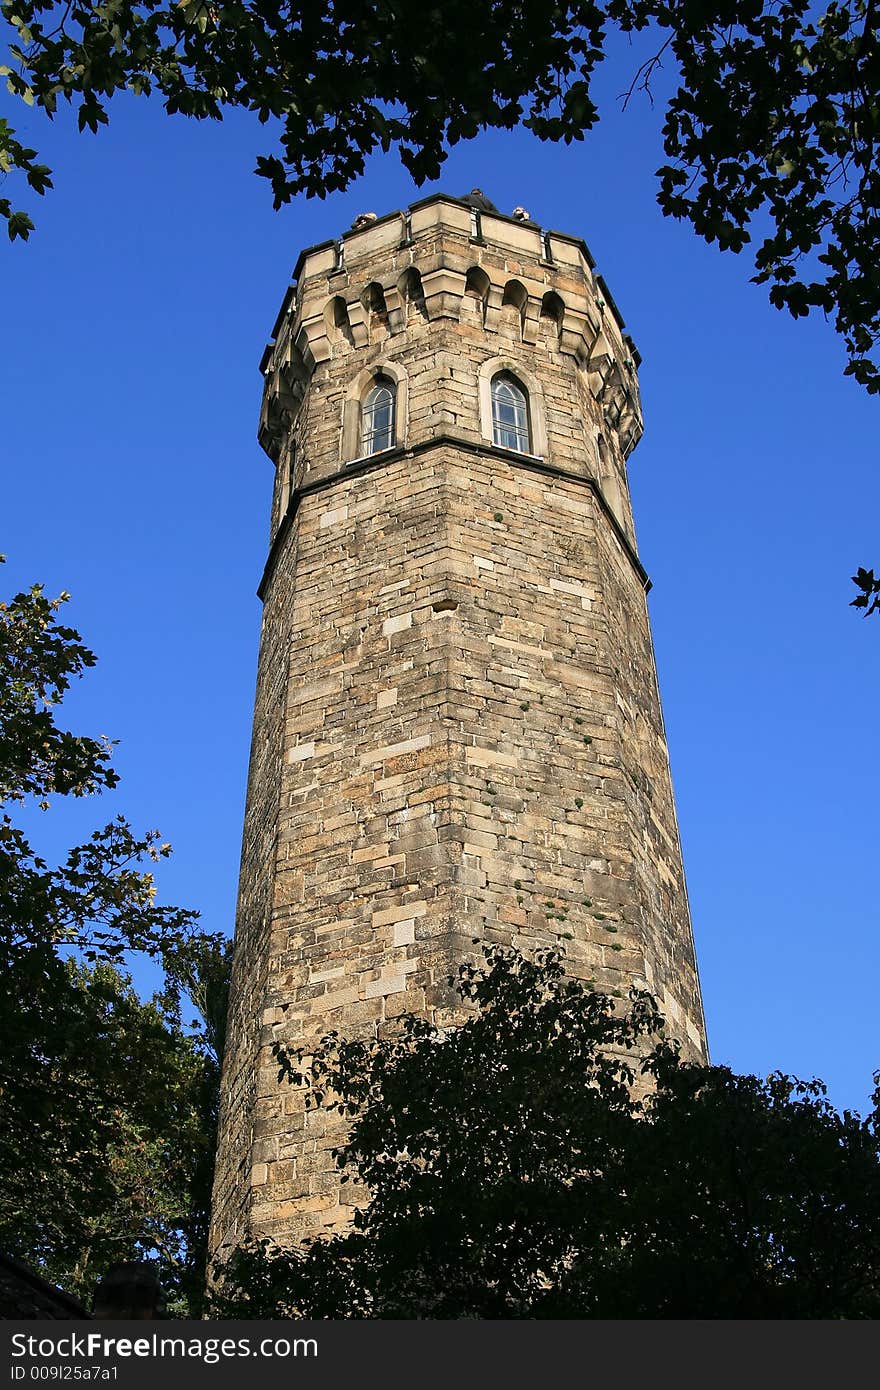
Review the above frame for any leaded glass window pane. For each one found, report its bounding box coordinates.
[491,375,530,453]
[362,381,395,455]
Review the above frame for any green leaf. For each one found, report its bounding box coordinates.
[6,210,34,240]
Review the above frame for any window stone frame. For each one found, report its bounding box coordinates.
[342,361,409,463]
[477,355,548,460]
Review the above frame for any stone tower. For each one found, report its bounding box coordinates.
[210,191,707,1256]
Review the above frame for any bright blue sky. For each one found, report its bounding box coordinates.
[3,42,879,1115]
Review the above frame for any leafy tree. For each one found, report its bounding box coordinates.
[210,946,880,1319]
[2,0,880,389]
[0,557,229,1313]
[0,957,220,1313]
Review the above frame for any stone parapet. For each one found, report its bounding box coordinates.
[257,195,642,509]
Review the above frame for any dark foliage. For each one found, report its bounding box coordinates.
[211,946,880,1319]
[0,557,229,1313]
[852,565,880,615]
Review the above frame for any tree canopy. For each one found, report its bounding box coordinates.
[0,558,229,1313]
[2,0,880,389]
[211,946,880,1319]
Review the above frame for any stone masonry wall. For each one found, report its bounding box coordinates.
[210,196,705,1255]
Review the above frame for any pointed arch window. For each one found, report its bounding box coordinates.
[490,373,530,453]
[361,377,396,455]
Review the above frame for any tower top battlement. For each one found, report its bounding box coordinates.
[257,192,642,473]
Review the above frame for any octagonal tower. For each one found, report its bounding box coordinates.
[210,191,706,1255]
